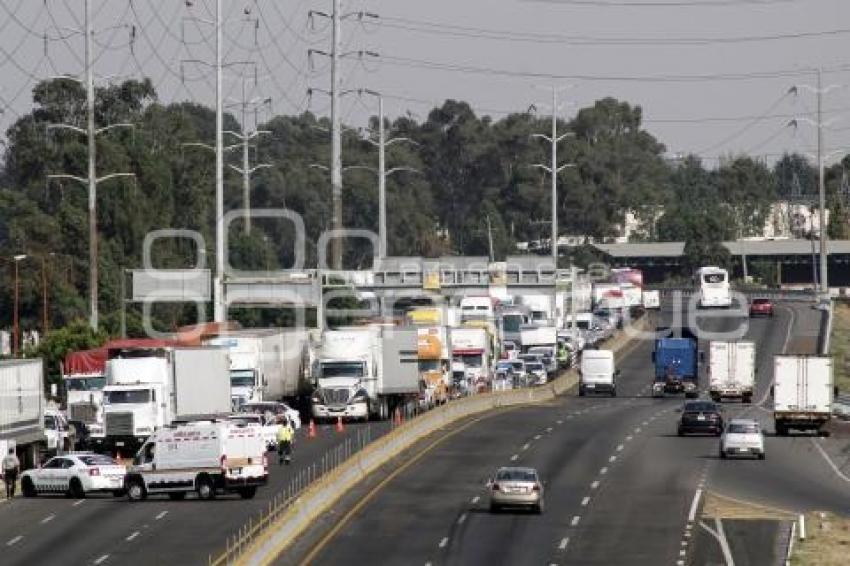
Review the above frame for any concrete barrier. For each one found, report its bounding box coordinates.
[228,317,649,566]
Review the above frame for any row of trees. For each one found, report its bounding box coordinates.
[2,79,849,337]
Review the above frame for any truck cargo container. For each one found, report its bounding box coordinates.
[0,359,46,468]
[773,355,833,436]
[708,341,756,403]
[652,328,699,398]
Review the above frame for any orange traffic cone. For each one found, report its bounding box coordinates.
[308,419,317,439]
[115,451,123,466]
[393,408,402,427]
[336,416,345,433]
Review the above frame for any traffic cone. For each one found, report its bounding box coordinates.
[393,408,401,427]
[336,416,345,433]
[115,450,123,466]
[308,419,317,439]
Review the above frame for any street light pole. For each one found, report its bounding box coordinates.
[816,68,828,296]
[214,0,226,322]
[12,254,27,357]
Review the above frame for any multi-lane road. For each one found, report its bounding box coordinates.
[0,417,391,566]
[294,300,850,566]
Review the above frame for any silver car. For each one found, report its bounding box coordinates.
[488,467,544,513]
[720,419,765,460]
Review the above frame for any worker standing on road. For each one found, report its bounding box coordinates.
[277,419,294,465]
[2,448,21,499]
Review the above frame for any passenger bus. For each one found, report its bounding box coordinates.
[695,266,731,308]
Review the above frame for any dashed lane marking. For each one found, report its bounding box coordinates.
[73,499,85,506]
[609,456,617,463]
[126,531,140,542]
[438,537,449,548]
[559,537,569,550]
[522,443,530,451]
[534,434,542,440]
[510,454,519,462]
[625,435,633,441]
[93,554,110,565]
[571,516,581,526]
[471,496,480,504]
[7,535,22,546]
[591,480,600,490]
[581,496,590,506]
[457,513,467,525]
[155,511,168,520]
[40,514,56,524]
[600,467,608,475]
[616,444,624,451]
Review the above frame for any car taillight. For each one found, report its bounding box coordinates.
[262,454,268,471]
[220,454,227,471]
[88,467,100,477]
[491,483,500,491]
[532,483,541,492]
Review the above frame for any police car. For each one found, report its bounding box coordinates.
[21,452,127,498]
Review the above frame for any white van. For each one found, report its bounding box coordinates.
[124,421,268,501]
[579,350,618,397]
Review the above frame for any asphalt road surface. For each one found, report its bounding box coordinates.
[295,299,850,566]
[0,419,391,566]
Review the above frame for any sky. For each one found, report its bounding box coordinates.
[1,0,849,167]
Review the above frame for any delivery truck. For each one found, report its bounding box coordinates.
[0,359,46,468]
[773,355,834,436]
[312,326,420,421]
[101,346,231,453]
[708,341,756,403]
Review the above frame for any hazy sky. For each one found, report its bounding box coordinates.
[1,0,848,167]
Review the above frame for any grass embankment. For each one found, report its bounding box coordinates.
[832,303,850,393]
[791,512,850,566]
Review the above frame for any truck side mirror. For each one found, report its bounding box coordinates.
[699,352,706,364]
[651,352,656,363]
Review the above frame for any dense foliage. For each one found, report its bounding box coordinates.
[1,79,849,337]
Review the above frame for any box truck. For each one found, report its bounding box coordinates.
[708,341,755,403]
[101,346,231,453]
[773,355,833,436]
[0,359,46,468]
[312,327,420,421]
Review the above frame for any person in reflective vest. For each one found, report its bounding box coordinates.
[277,421,294,465]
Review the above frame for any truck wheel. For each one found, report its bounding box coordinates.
[21,477,37,498]
[775,425,787,437]
[238,486,258,500]
[610,389,616,398]
[126,478,147,502]
[719,448,726,459]
[195,475,216,500]
[67,478,86,499]
[168,492,187,501]
[819,429,831,438]
[742,395,752,404]
[578,387,585,397]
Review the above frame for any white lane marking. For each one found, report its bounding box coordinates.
[679,550,686,557]
[556,420,563,425]
[155,511,168,520]
[438,537,449,548]
[522,443,531,451]
[616,444,624,451]
[559,537,569,550]
[688,489,703,523]
[811,438,850,483]
[73,499,85,506]
[534,434,542,440]
[581,496,590,506]
[510,454,519,462]
[635,428,641,433]
[93,555,110,565]
[126,531,140,542]
[40,514,56,524]
[755,305,796,408]
[471,496,480,504]
[608,455,617,463]
[626,435,633,441]
[457,513,467,525]
[699,519,736,566]
[571,515,581,526]
[6,535,22,546]
[546,427,553,433]
[591,480,600,490]
[600,467,608,475]
[642,421,649,426]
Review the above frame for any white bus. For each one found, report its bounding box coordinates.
[695,266,731,308]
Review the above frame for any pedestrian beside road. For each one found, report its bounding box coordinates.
[2,448,21,499]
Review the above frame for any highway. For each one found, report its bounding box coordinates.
[0,420,391,566]
[292,299,850,566]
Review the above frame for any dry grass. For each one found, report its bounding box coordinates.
[791,512,850,566]
[702,491,795,520]
[832,303,850,393]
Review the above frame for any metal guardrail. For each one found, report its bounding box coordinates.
[655,287,818,302]
[833,394,850,420]
[212,320,649,566]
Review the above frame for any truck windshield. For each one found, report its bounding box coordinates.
[105,390,151,404]
[502,315,523,332]
[321,361,365,378]
[230,370,255,387]
[703,273,726,285]
[456,354,482,368]
[66,377,106,391]
[418,360,440,372]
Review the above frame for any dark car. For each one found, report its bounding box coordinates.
[678,400,723,436]
[749,298,774,318]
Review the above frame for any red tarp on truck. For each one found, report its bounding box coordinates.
[63,339,181,376]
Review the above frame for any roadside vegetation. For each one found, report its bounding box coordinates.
[831,302,850,393]
[791,512,850,566]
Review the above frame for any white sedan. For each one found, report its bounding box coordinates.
[719,419,765,460]
[21,453,126,498]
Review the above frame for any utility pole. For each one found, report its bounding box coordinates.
[214,0,225,322]
[486,214,494,262]
[225,81,272,235]
[531,86,575,268]
[309,5,378,268]
[46,0,134,331]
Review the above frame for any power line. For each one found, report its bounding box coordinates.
[378,15,850,47]
[527,0,801,7]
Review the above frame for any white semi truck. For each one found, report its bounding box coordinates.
[101,346,232,453]
[0,359,46,468]
[708,341,756,403]
[773,355,834,436]
[204,328,309,410]
[312,327,419,421]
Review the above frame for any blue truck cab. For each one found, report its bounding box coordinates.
[652,328,699,398]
